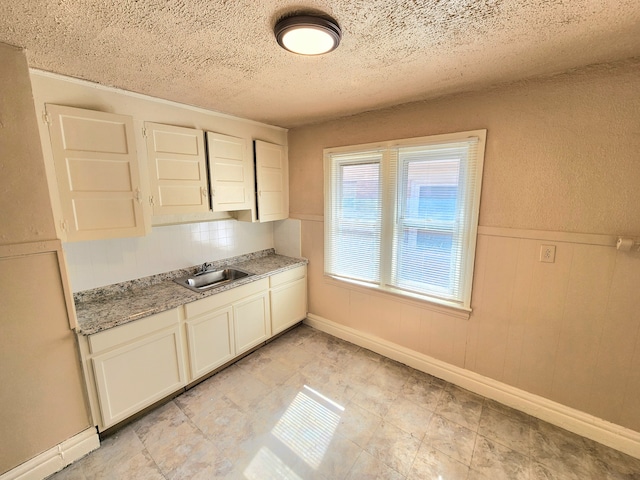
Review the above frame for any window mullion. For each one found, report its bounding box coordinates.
[379,148,397,288]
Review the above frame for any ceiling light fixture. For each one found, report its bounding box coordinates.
[274,14,342,56]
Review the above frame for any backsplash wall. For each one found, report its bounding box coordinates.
[63,219,274,292]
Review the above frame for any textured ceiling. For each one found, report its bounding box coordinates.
[1,0,639,128]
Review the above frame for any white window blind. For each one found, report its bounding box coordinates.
[325,131,486,310]
[325,152,383,284]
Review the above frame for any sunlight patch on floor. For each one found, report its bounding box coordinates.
[271,385,344,469]
[243,446,303,480]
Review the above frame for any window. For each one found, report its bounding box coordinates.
[324,130,486,310]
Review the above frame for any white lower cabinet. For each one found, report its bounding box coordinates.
[81,267,306,431]
[270,265,307,335]
[184,306,235,379]
[234,292,270,354]
[183,279,270,381]
[86,309,186,430]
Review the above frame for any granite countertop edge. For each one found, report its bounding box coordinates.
[74,250,308,336]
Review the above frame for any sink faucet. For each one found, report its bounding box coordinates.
[200,262,213,273]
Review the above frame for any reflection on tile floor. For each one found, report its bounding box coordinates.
[50,324,640,479]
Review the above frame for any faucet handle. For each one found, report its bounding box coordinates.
[200,262,213,273]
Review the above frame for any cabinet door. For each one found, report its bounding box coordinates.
[270,277,307,335]
[185,306,235,380]
[207,132,253,212]
[233,292,271,354]
[254,140,288,222]
[46,104,146,241]
[145,122,209,215]
[92,326,186,428]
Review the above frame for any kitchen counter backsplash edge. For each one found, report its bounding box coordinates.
[73,249,308,336]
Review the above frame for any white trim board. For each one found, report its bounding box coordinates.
[0,428,99,480]
[304,314,640,460]
[477,226,618,247]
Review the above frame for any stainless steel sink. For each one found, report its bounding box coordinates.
[174,268,252,292]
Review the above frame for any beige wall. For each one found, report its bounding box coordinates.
[290,60,640,234]
[0,43,57,246]
[289,60,640,432]
[0,43,91,475]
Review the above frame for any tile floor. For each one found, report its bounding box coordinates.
[50,324,640,479]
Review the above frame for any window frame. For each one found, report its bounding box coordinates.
[324,130,487,312]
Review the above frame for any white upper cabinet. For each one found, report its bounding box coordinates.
[144,122,209,215]
[46,104,147,241]
[206,132,253,212]
[254,140,289,222]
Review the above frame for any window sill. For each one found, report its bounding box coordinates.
[323,275,472,320]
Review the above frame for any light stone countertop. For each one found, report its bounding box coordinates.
[74,249,307,335]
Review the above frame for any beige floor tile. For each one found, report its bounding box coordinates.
[365,421,422,476]
[223,369,273,412]
[423,414,477,466]
[314,434,363,479]
[351,382,399,417]
[478,403,531,456]
[47,461,87,480]
[335,401,382,448]
[82,450,164,480]
[240,354,299,386]
[299,358,360,405]
[529,419,595,478]
[408,443,470,480]
[436,384,485,431]
[400,374,445,411]
[369,358,414,392]
[346,451,405,480]
[384,396,433,440]
[530,461,573,480]
[469,435,530,480]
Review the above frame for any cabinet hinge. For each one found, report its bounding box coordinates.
[42,111,52,125]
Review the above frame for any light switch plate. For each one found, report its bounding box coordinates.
[540,245,556,263]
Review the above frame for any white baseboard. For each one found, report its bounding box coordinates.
[0,428,99,480]
[305,314,640,460]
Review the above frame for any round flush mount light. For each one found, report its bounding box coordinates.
[275,14,342,55]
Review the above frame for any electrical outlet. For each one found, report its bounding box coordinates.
[540,245,556,263]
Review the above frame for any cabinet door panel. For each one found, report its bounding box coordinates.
[255,140,288,222]
[215,163,244,182]
[68,158,132,191]
[233,293,270,354]
[145,122,208,215]
[74,198,139,230]
[159,185,205,207]
[92,326,186,428]
[217,185,246,204]
[271,277,307,335]
[207,132,252,212]
[185,307,235,380]
[46,104,146,241]
[156,158,202,180]
[59,115,129,153]
[153,130,200,155]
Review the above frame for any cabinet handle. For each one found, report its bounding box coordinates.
[201,187,208,197]
[135,187,143,204]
